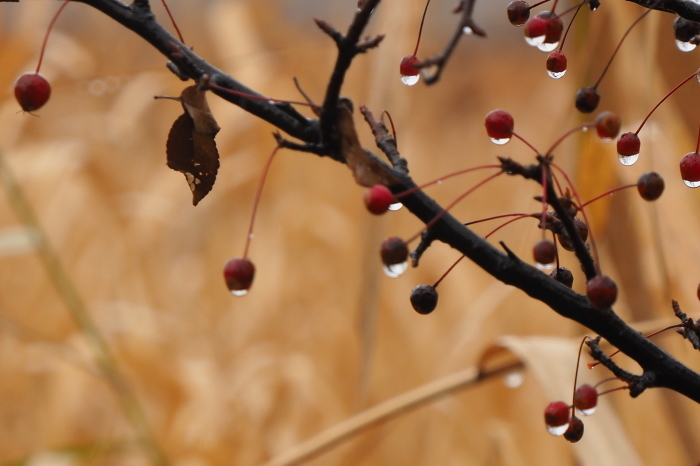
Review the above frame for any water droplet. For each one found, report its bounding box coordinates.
[547,422,570,436]
[581,126,589,132]
[591,4,598,10]
[401,75,420,86]
[536,261,554,271]
[490,137,511,145]
[676,40,697,52]
[388,202,403,211]
[547,69,566,79]
[462,26,473,35]
[537,41,559,52]
[577,406,596,416]
[230,289,249,297]
[683,179,700,188]
[525,35,545,46]
[436,180,443,184]
[617,153,639,166]
[383,261,408,278]
[248,233,254,239]
[503,371,524,389]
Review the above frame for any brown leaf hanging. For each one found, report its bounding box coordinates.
[166,84,221,205]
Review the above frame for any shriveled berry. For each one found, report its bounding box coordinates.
[400,55,421,77]
[533,239,556,266]
[595,111,621,141]
[575,87,600,114]
[617,132,641,157]
[485,109,514,142]
[410,284,438,314]
[586,275,618,309]
[380,236,408,267]
[14,72,51,112]
[544,401,570,429]
[364,185,395,215]
[557,217,588,252]
[564,416,585,443]
[573,384,598,414]
[507,1,530,26]
[223,257,256,296]
[550,266,574,288]
[637,172,664,201]
[546,51,567,78]
[680,152,700,187]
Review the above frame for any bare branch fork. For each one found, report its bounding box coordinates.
[27,0,700,403]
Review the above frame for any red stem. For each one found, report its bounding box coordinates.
[483,214,532,239]
[380,110,398,147]
[577,184,636,210]
[512,131,540,155]
[635,71,697,135]
[208,81,314,107]
[36,0,72,73]
[557,1,585,53]
[414,0,433,56]
[433,254,466,288]
[160,0,185,44]
[394,165,502,199]
[571,336,591,415]
[243,146,282,259]
[546,124,594,156]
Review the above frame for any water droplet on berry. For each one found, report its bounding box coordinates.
[230,289,249,297]
[536,261,555,271]
[462,26,473,35]
[547,69,566,79]
[490,136,511,145]
[676,40,697,52]
[684,179,700,188]
[401,74,420,86]
[388,202,403,211]
[617,152,639,166]
[577,406,596,416]
[525,34,545,46]
[503,371,524,388]
[537,41,559,52]
[383,261,408,278]
[547,423,570,436]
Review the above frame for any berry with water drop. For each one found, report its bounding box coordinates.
[485,109,514,142]
[544,401,571,434]
[400,55,421,78]
[507,1,530,26]
[533,239,556,266]
[617,132,640,158]
[223,257,256,295]
[523,16,547,45]
[536,11,563,49]
[573,384,598,415]
[564,416,585,443]
[14,73,51,112]
[410,284,438,314]
[586,275,618,309]
[680,152,700,187]
[637,172,664,201]
[550,266,574,288]
[380,236,409,267]
[364,185,395,215]
[595,111,621,141]
[575,87,600,113]
[546,51,567,78]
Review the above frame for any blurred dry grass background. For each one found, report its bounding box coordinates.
[1,0,700,464]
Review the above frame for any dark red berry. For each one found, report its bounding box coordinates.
[616,132,641,157]
[557,217,588,252]
[595,111,621,141]
[586,275,618,309]
[564,416,585,443]
[380,237,408,267]
[485,109,514,142]
[410,284,438,314]
[536,11,564,47]
[223,257,256,296]
[546,51,567,78]
[507,1,530,26]
[575,87,600,114]
[533,239,556,266]
[550,266,574,288]
[573,384,598,414]
[544,401,570,429]
[674,17,700,43]
[364,185,395,215]
[14,72,51,112]
[400,55,421,77]
[523,16,547,45]
[680,152,700,187]
[637,172,664,201]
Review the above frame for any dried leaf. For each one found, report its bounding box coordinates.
[166,85,221,205]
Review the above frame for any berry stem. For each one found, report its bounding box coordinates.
[545,124,594,156]
[596,385,629,397]
[512,131,540,154]
[571,336,591,415]
[540,165,550,240]
[160,0,185,44]
[587,323,684,368]
[207,81,315,107]
[557,1,586,53]
[405,171,505,244]
[592,376,622,389]
[529,0,552,9]
[394,165,502,199]
[635,70,697,135]
[36,0,72,73]
[243,145,282,259]
[380,110,398,147]
[483,214,532,239]
[413,0,433,56]
[464,212,531,227]
[433,254,466,288]
[577,184,636,210]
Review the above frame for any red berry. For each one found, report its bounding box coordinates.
[637,172,664,201]
[507,1,530,26]
[364,185,395,215]
[556,217,588,252]
[680,152,700,187]
[536,11,563,49]
[485,109,514,143]
[223,257,256,296]
[544,401,571,435]
[586,275,618,309]
[595,111,621,141]
[523,16,547,46]
[564,416,585,442]
[14,72,51,112]
[546,51,567,79]
[550,266,574,288]
[410,284,438,314]
[533,239,556,266]
[400,54,421,85]
[575,87,600,114]
[380,237,409,277]
[573,384,598,415]
[616,132,640,157]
